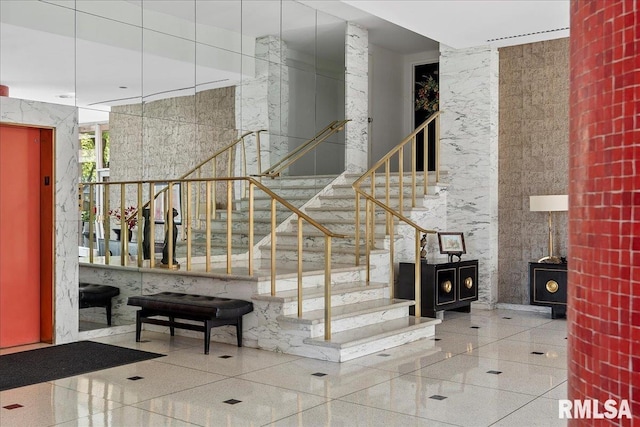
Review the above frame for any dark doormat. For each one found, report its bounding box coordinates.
[0,341,164,391]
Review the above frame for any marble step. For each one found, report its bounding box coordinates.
[316,194,439,209]
[277,298,414,338]
[274,231,385,247]
[253,280,388,315]
[254,263,368,294]
[345,171,447,185]
[235,196,311,210]
[260,175,336,188]
[258,244,386,265]
[286,218,388,235]
[303,316,441,362]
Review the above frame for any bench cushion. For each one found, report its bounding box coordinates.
[79,283,120,302]
[127,292,253,319]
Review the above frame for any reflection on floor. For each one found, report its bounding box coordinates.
[79,320,109,332]
[0,309,568,426]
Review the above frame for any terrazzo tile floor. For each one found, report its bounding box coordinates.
[0,309,567,426]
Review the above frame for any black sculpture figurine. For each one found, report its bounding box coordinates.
[161,208,179,266]
[142,208,151,260]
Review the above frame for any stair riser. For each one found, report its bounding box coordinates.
[281,287,388,315]
[275,234,376,247]
[216,210,292,221]
[255,269,365,294]
[286,305,410,337]
[261,176,335,188]
[316,197,427,209]
[259,249,366,265]
[328,323,438,362]
[289,222,388,235]
[235,198,308,211]
[305,209,389,221]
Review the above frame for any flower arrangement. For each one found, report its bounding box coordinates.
[108,206,138,230]
[415,74,439,113]
[81,206,97,222]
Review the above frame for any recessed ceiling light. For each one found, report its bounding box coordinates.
[119,86,128,89]
[57,92,75,99]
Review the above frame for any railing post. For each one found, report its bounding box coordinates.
[411,136,416,208]
[137,183,143,267]
[324,235,332,340]
[414,229,421,318]
[120,183,127,266]
[365,199,371,284]
[424,127,429,196]
[436,113,441,184]
[148,182,155,268]
[88,184,95,264]
[205,181,212,272]
[167,182,174,268]
[226,181,233,274]
[389,219,395,299]
[354,193,360,266]
[398,146,404,216]
[186,182,192,271]
[385,161,390,235]
[270,198,277,296]
[248,182,254,276]
[104,185,110,265]
[297,216,303,318]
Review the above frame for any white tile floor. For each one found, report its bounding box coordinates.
[0,309,568,426]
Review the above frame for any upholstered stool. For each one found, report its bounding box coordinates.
[79,283,120,325]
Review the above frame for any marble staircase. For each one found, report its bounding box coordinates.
[246,171,446,361]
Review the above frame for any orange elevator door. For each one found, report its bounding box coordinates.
[0,125,42,347]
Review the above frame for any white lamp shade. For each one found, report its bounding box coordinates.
[529,195,568,212]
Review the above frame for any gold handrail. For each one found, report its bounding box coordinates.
[352,112,441,317]
[79,176,346,340]
[259,120,350,178]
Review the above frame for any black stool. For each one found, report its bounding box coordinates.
[79,283,120,326]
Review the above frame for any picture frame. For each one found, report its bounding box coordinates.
[437,232,466,255]
[153,182,182,225]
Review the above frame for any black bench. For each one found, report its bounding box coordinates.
[127,292,254,354]
[79,283,120,326]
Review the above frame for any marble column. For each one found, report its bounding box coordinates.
[237,35,289,177]
[345,22,368,173]
[439,44,499,308]
[1,97,79,344]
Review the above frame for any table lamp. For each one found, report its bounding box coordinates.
[529,194,568,264]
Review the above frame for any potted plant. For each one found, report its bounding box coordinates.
[108,206,138,241]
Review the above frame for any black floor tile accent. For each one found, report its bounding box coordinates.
[224,399,241,405]
[502,317,512,319]
[429,395,447,400]
[219,355,233,359]
[127,376,144,381]
[377,353,391,357]
[470,326,480,329]
[432,338,442,341]
[3,404,23,410]
[486,370,502,375]
[312,372,327,377]
[531,351,545,355]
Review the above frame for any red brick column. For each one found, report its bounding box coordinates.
[569,0,640,424]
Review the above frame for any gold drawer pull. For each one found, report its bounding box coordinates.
[546,280,559,293]
[441,280,452,294]
[465,277,473,289]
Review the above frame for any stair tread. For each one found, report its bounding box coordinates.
[260,243,386,254]
[278,298,413,324]
[253,281,387,302]
[304,316,441,348]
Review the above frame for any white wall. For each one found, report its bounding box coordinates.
[369,44,404,166]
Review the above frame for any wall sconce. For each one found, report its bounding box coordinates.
[529,195,568,264]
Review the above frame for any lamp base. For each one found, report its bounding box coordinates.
[537,255,563,264]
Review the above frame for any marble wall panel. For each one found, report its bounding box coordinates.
[440,45,499,308]
[1,97,79,344]
[345,22,368,173]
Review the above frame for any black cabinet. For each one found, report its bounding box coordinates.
[398,260,479,318]
[529,262,567,319]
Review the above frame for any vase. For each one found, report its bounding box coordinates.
[113,228,132,242]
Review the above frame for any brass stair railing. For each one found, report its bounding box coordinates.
[80,176,346,340]
[352,112,441,317]
[259,120,350,178]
